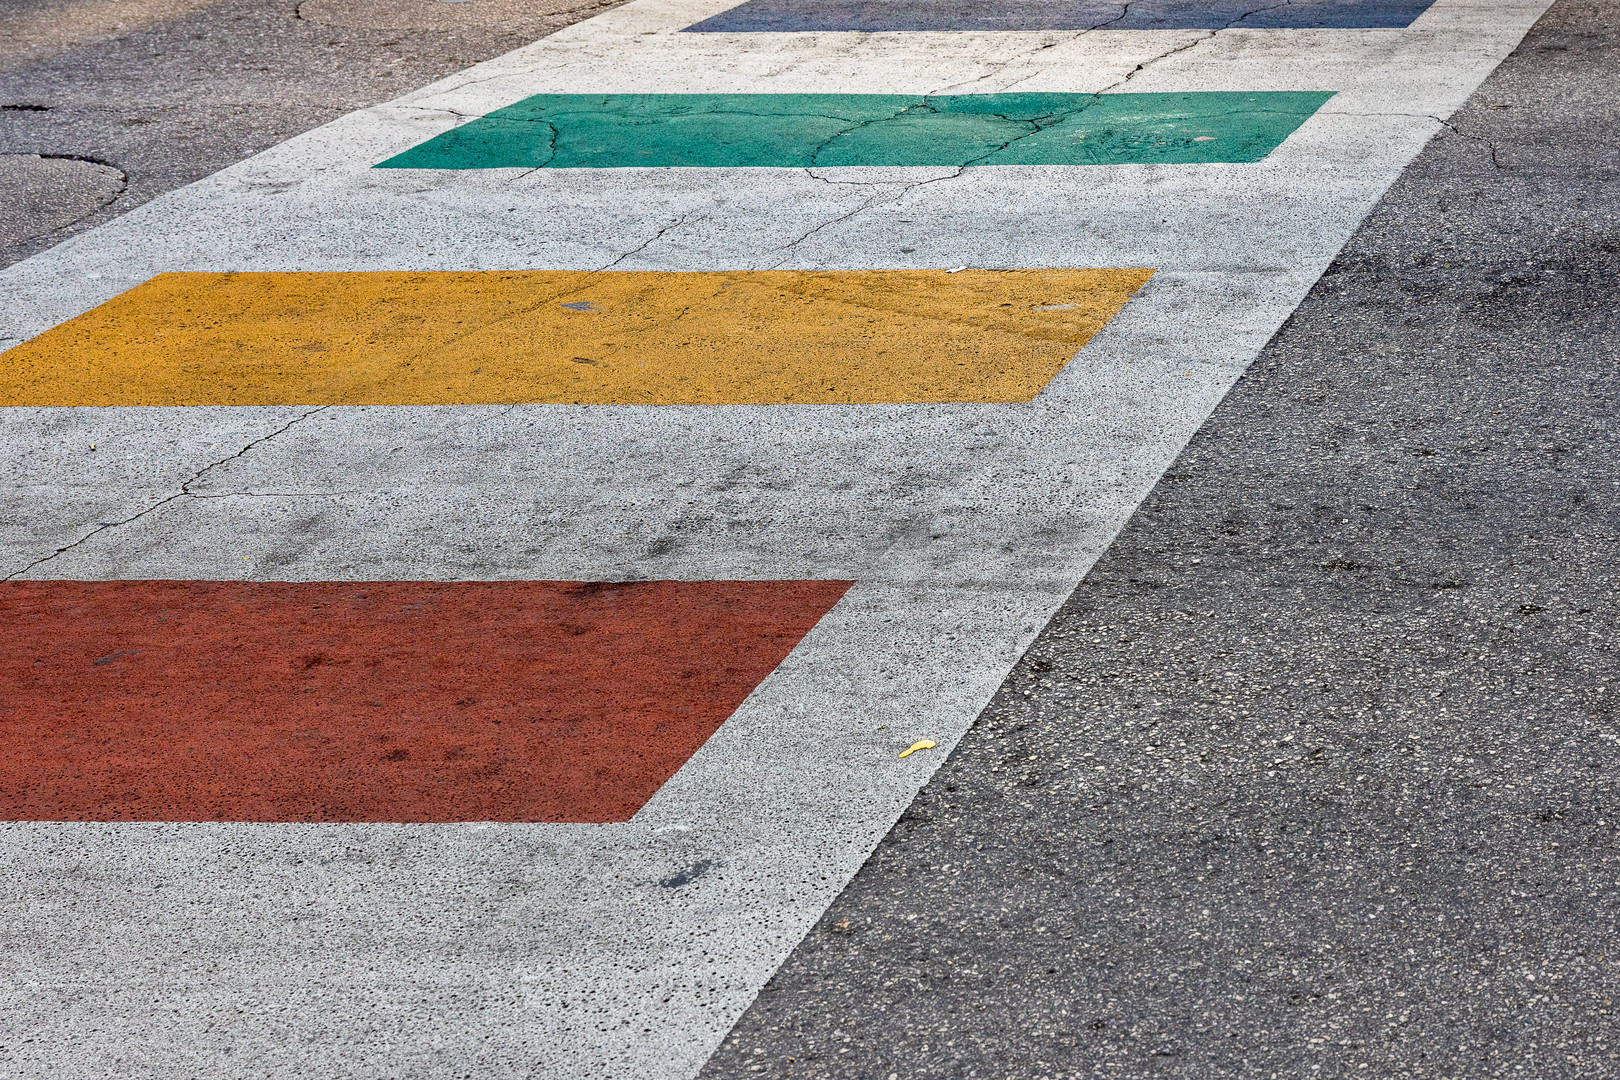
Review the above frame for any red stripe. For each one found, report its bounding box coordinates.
[0,579,850,822]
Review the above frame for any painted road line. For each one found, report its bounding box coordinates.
[0,268,1152,406]
[686,0,1440,32]
[376,91,1335,169]
[0,0,1555,1077]
[0,579,849,822]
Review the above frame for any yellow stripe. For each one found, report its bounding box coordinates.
[0,268,1153,406]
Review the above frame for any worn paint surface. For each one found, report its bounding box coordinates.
[375,91,1335,170]
[0,268,1152,405]
[0,579,850,822]
[687,0,1439,31]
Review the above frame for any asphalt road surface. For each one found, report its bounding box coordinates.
[0,0,625,264]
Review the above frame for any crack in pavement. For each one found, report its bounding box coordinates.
[291,6,1305,306]
[803,101,1094,170]
[777,0,1296,239]
[802,101,930,165]
[931,0,1301,97]
[295,220,705,368]
[599,210,703,270]
[500,119,561,180]
[768,167,966,265]
[186,489,368,499]
[2,406,331,581]
[1426,114,1504,168]
[934,2,1141,95]
[767,187,902,266]
[1097,1,1302,90]
[1338,110,1505,168]
[761,14,1260,253]
[926,2,1295,168]
[992,1,1295,99]
[392,105,489,119]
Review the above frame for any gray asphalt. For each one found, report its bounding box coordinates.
[701,2,1620,1077]
[0,0,622,265]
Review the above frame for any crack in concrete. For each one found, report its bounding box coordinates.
[3,406,330,581]
[934,2,1139,95]
[500,119,561,180]
[767,187,901,266]
[389,3,1290,275]
[808,99,1126,170]
[1101,30,1215,92]
[763,28,1238,249]
[1344,110,1504,168]
[802,101,928,165]
[599,210,702,270]
[769,167,966,265]
[271,217,709,377]
[1437,121,1502,169]
[935,0,1290,98]
[187,489,366,499]
[1095,1,1293,93]
[392,104,489,119]
[957,107,1082,166]
[755,0,1295,263]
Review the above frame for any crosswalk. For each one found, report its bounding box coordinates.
[0,0,1550,1075]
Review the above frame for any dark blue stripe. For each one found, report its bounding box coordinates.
[685,0,1437,32]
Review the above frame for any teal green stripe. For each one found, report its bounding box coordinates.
[376,91,1336,169]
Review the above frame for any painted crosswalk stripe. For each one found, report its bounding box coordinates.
[375,91,1335,170]
[0,268,1152,406]
[0,579,850,822]
[685,0,1440,31]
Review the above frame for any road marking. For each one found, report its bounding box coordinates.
[0,579,850,822]
[377,90,1334,169]
[0,268,1152,406]
[0,0,1555,1075]
[686,0,1440,31]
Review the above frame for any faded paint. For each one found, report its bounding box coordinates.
[685,0,1439,32]
[0,579,850,822]
[0,267,1153,406]
[375,91,1335,170]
